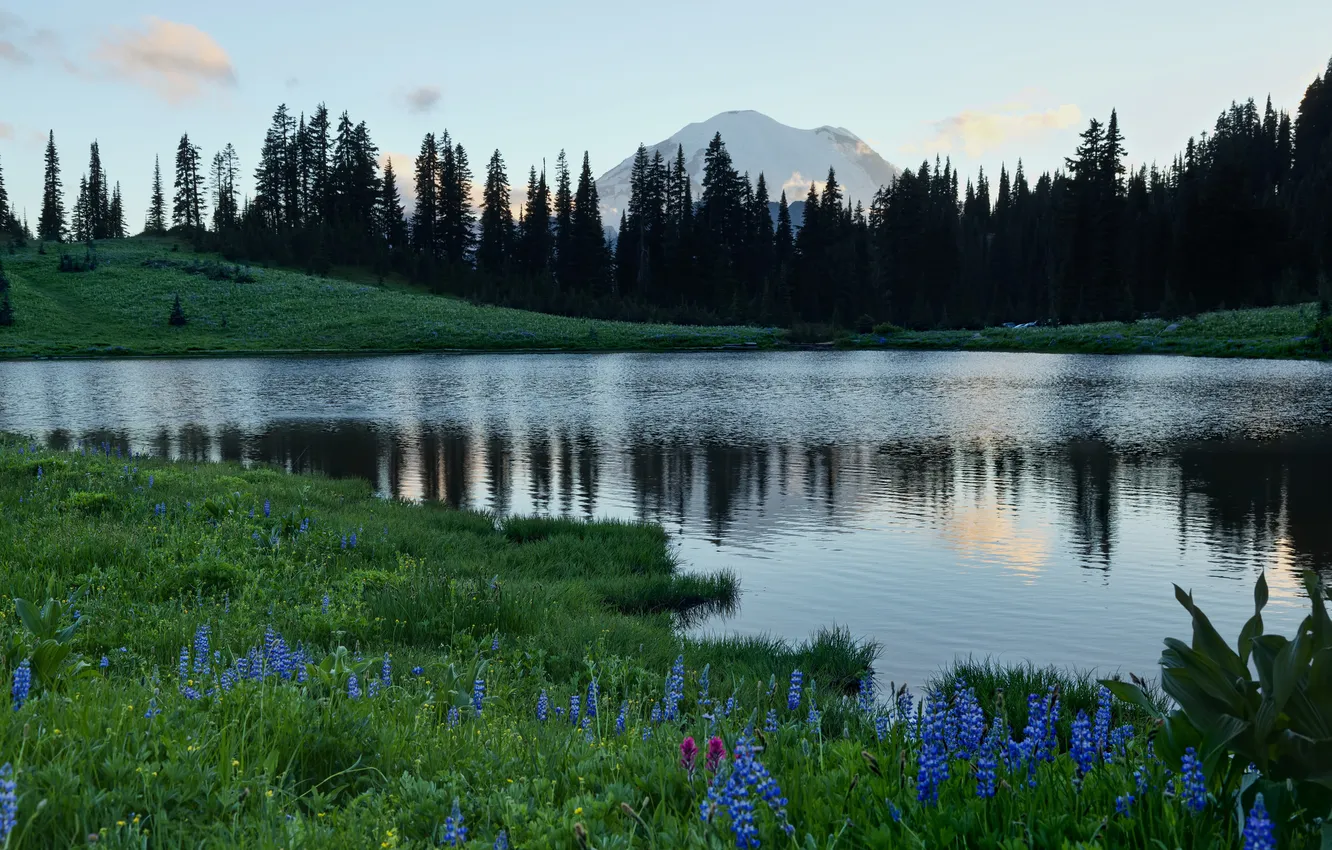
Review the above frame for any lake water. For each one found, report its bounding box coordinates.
[2,350,1330,686]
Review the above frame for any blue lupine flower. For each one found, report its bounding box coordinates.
[875,715,890,741]
[178,646,190,681]
[616,701,628,735]
[554,706,565,720]
[698,663,712,710]
[491,634,499,652]
[144,695,160,719]
[952,682,984,758]
[263,499,271,518]
[380,653,391,690]
[472,678,485,715]
[664,656,685,721]
[347,673,361,699]
[1107,724,1134,761]
[0,763,15,845]
[1243,794,1275,850]
[1180,747,1207,813]
[916,690,950,805]
[765,709,778,732]
[321,594,329,614]
[807,704,822,730]
[699,735,792,846]
[586,679,598,719]
[1134,766,1149,794]
[349,532,357,548]
[787,669,803,711]
[223,592,230,614]
[100,655,110,670]
[1116,794,1135,816]
[887,801,901,822]
[440,799,468,846]
[411,666,424,677]
[650,702,661,724]
[340,535,347,549]
[1071,710,1096,776]
[857,673,876,713]
[9,661,29,711]
[569,693,580,726]
[1044,689,1061,758]
[193,625,211,677]
[896,687,916,731]
[448,707,460,727]
[148,475,154,488]
[536,689,549,721]
[493,830,509,850]
[976,749,997,798]
[367,680,380,698]
[1093,685,1112,755]
[724,696,735,718]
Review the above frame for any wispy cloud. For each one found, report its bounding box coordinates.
[0,122,14,140]
[96,17,236,103]
[906,101,1082,158]
[405,85,441,114]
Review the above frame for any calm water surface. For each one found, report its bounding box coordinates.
[3,351,1330,685]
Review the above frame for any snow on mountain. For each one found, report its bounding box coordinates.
[597,110,898,230]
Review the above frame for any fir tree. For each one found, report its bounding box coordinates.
[306,104,333,227]
[108,182,125,238]
[571,152,607,294]
[411,133,440,262]
[477,149,513,275]
[0,154,9,233]
[86,141,108,239]
[439,139,476,267]
[146,155,167,235]
[39,131,66,242]
[172,134,205,233]
[519,165,552,278]
[378,157,407,252]
[169,293,187,326]
[211,144,240,231]
[72,174,89,242]
[552,150,574,288]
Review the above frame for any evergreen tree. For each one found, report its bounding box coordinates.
[306,105,333,227]
[172,134,205,233]
[477,149,514,275]
[519,165,552,279]
[211,144,240,231]
[377,157,407,252]
[254,105,296,231]
[39,131,66,241]
[553,150,574,288]
[439,138,476,268]
[571,151,607,294]
[0,154,11,235]
[411,133,440,263]
[108,182,125,238]
[169,293,187,326]
[72,174,90,242]
[86,141,108,239]
[146,155,167,235]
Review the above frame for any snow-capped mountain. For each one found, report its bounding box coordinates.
[597,110,898,229]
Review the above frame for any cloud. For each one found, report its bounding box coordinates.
[0,39,30,64]
[285,76,299,88]
[96,17,236,103]
[0,10,21,32]
[0,122,14,140]
[405,85,441,114]
[908,103,1082,158]
[781,171,825,200]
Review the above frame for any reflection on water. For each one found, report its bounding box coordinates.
[3,351,1331,684]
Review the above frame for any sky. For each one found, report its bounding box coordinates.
[1,0,1330,228]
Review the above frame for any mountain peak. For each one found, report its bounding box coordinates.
[597,111,898,229]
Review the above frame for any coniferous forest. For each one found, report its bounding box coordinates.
[3,56,1330,330]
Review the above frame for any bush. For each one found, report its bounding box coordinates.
[854,314,876,334]
[169,293,187,326]
[787,322,836,343]
[872,321,903,336]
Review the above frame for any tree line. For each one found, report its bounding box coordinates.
[5,54,1331,328]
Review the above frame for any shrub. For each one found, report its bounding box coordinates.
[169,293,187,326]
[872,321,903,336]
[787,322,836,343]
[853,314,876,334]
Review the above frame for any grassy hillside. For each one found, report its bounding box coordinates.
[0,236,1326,360]
[0,238,781,358]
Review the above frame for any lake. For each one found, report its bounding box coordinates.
[2,350,1330,686]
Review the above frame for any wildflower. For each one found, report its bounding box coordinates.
[916,690,950,805]
[148,475,154,488]
[536,690,549,722]
[349,532,357,548]
[569,693,580,726]
[764,709,778,732]
[1243,794,1275,850]
[348,673,361,699]
[698,663,712,710]
[100,655,110,670]
[491,634,499,652]
[615,701,627,736]
[321,594,330,615]
[411,666,424,677]
[699,735,792,846]
[447,707,460,728]
[12,660,32,710]
[952,683,984,758]
[1116,794,1135,816]
[886,800,901,822]
[650,702,662,724]
[144,695,160,719]
[380,653,391,690]
[472,678,485,715]
[493,830,509,850]
[664,656,685,721]
[0,764,15,844]
[1092,685,1112,755]
[554,706,565,720]
[193,625,211,677]
[367,680,380,698]
[1071,710,1096,776]
[586,679,598,719]
[706,736,727,771]
[1134,766,1149,794]
[874,715,889,741]
[976,749,996,798]
[1107,724,1134,761]
[896,686,916,729]
[807,704,821,730]
[1179,747,1207,813]
[857,673,876,713]
[440,799,468,846]
[787,669,803,711]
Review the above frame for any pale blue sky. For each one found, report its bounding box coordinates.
[1,0,1329,227]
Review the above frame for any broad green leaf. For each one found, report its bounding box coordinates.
[1099,679,1162,719]
[14,598,44,637]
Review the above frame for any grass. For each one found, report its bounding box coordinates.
[0,238,782,358]
[846,304,1329,359]
[0,440,1317,847]
[0,236,1327,360]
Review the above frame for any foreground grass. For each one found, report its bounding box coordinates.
[849,303,1328,359]
[0,441,1313,847]
[0,239,780,358]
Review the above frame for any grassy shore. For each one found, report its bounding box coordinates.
[0,239,781,358]
[1,237,1328,360]
[1,441,1317,847]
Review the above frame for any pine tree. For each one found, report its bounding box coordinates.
[378,157,407,252]
[477,149,513,275]
[571,151,607,294]
[146,155,167,235]
[211,144,240,231]
[439,139,476,268]
[254,105,296,231]
[553,150,574,288]
[411,133,440,262]
[108,182,125,238]
[72,174,89,242]
[172,134,205,233]
[169,293,187,326]
[519,165,552,279]
[39,131,66,241]
[86,141,108,239]
[0,154,11,236]
[306,105,333,227]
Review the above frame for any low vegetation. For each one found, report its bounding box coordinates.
[1,439,1329,847]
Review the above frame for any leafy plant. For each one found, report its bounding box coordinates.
[13,589,91,688]
[1104,570,1332,835]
